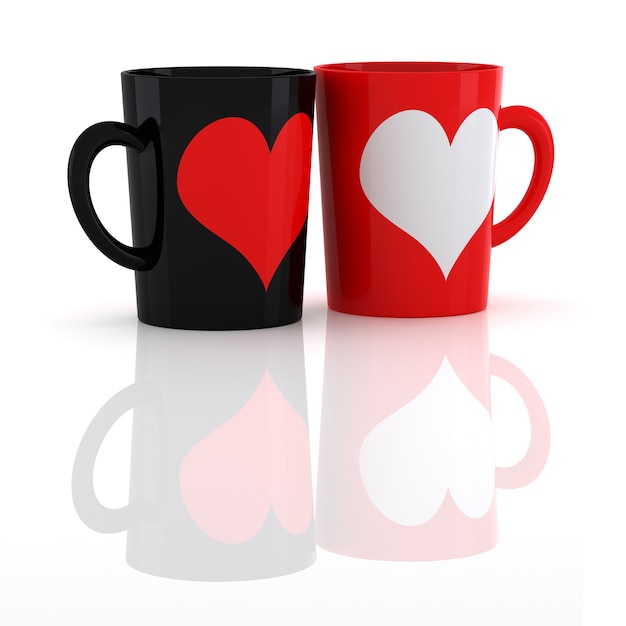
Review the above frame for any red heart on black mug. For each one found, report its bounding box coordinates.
[177,114,312,289]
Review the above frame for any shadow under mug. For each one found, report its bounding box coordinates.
[71,322,315,580]
[316,310,551,560]
[315,62,554,317]
[68,67,316,330]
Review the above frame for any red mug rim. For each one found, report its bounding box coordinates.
[314,62,502,74]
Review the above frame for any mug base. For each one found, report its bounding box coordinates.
[137,312,303,331]
[327,302,488,319]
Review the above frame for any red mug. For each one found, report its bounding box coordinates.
[315,62,554,317]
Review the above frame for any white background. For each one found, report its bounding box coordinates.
[1,1,622,624]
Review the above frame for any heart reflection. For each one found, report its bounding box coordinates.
[316,310,550,561]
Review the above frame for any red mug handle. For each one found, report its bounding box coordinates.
[492,106,555,246]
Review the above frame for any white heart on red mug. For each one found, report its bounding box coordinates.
[359,357,494,525]
[360,108,498,278]
[178,371,312,543]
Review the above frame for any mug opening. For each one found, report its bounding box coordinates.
[315,62,501,74]
[123,67,315,79]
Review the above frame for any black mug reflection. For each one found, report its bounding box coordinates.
[316,310,551,561]
[72,322,315,580]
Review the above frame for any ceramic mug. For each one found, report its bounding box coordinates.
[68,67,316,330]
[315,62,554,317]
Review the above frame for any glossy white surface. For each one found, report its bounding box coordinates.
[1,0,621,624]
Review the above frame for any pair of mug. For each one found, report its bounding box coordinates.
[68,63,554,330]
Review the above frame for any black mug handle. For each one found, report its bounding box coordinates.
[68,120,161,270]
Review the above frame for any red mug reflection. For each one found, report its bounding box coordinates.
[316,310,550,560]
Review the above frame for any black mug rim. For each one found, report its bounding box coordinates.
[122,66,316,79]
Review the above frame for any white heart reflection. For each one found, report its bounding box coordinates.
[359,357,495,525]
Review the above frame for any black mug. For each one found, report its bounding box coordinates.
[68,67,316,330]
